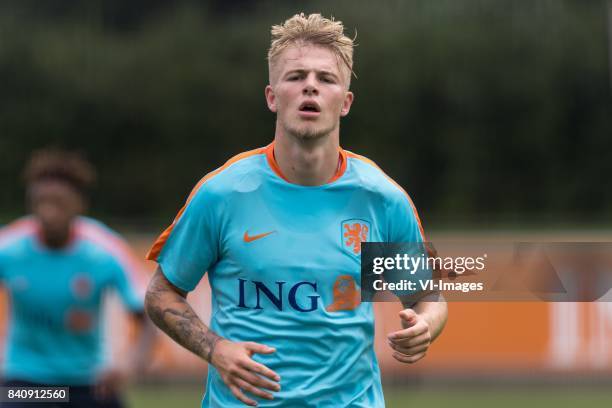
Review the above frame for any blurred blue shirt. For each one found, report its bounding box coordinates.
[0,216,144,385]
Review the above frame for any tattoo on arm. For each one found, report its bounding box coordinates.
[145,269,222,363]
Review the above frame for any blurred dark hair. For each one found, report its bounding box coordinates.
[23,149,96,194]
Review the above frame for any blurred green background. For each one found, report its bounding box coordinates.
[126,385,612,408]
[1,0,611,229]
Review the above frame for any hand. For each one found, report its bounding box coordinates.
[387,309,431,364]
[94,367,126,400]
[211,340,281,406]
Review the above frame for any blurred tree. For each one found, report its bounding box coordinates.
[0,0,610,228]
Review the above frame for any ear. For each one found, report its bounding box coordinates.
[265,85,277,113]
[340,91,354,117]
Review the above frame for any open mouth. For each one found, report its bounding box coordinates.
[299,101,321,113]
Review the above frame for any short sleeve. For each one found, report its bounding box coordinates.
[0,246,5,281]
[108,255,145,312]
[0,239,7,281]
[387,189,425,244]
[0,220,32,282]
[148,183,221,293]
[384,190,432,302]
[0,244,11,282]
[74,217,148,312]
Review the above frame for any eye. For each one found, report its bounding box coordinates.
[321,76,336,84]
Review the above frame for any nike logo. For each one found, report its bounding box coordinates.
[243,230,276,243]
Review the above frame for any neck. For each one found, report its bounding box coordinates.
[38,224,73,250]
[273,131,341,186]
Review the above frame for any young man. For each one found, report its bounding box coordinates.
[0,149,154,408]
[145,13,448,407]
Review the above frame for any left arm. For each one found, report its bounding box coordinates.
[387,293,448,364]
[384,186,448,363]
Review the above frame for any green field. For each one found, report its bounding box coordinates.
[127,385,612,408]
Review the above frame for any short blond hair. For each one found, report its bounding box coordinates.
[268,13,355,86]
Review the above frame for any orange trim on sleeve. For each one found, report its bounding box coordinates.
[146,147,266,261]
[264,141,347,184]
[345,151,427,241]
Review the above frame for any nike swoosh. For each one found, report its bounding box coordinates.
[243,230,276,243]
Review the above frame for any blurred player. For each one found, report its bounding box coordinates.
[0,149,155,408]
[145,13,448,407]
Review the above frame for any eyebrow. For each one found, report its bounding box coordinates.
[284,69,340,80]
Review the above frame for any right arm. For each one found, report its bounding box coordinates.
[144,267,222,362]
[144,267,281,406]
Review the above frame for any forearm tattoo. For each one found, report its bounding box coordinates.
[145,271,223,363]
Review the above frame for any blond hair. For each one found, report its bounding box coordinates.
[268,13,355,86]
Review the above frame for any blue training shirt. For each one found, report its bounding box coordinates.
[147,142,425,408]
[0,216,145,385]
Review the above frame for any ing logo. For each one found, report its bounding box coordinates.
[341,219,370,255]
[236,275,361,313]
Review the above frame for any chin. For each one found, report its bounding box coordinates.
[285,121,336,140]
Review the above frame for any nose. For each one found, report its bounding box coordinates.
[302,73,318,96]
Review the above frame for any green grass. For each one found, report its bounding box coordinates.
[385,388,612,408]
[127,385,612,408]
[127,384,203,407]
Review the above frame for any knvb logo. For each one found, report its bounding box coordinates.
[341,219,370,255]
[237,276,360,313]
[71,274,93,300]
